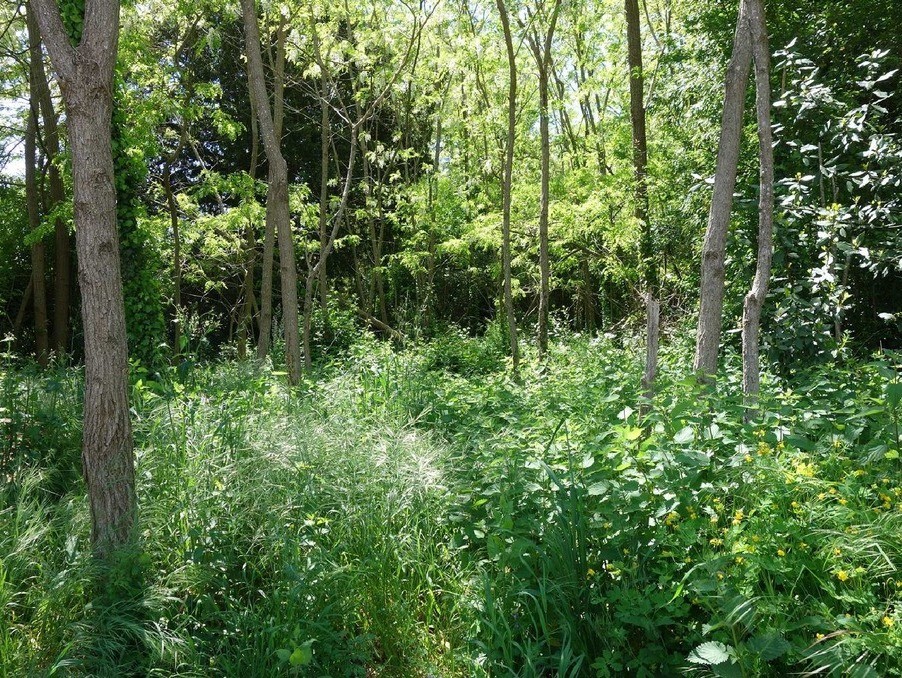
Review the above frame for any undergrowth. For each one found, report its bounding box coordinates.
[1,331,901,676]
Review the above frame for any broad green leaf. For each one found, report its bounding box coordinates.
[687,641,732,666]
[747,633,791,661]
[673,426,694,444]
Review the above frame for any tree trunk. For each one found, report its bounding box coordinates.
[241,0,301,384]
[318,71,330,325]
[14,278,34,335]
[694,0,753,380]
[237,106,259,361]
[537,65,551,359]
[26,121,49,367]
[626,0,659,407]
[522,1,561,360]
[163,165,182,356]
[25,15,48,367]
[741,0,774,413]
[27,6,70,356]
[32,0,135,556]
[496,0,519,372]
[253,73,274,360]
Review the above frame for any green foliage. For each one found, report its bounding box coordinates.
[3,335,902,675]
[113,82,167,369]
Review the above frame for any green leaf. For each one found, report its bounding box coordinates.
[712,661,743,678]
[624,427,643,441]
[687,641,731,666]
[276,649,291,662]
[673,426,694,444]
[785,434,816,451]
[888,382,902,408]
[747,633,791,661]
[587,481,609,496]
[289,643,313,666]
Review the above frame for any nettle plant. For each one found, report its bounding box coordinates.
[769,44,901,363]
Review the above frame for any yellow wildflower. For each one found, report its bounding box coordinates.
[883,616,895,628]
[777,549,786,557]
[836,570,850,582]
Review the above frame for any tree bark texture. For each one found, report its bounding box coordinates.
[524,0,561,360]
[27,5,70,356]
[318,70,330,320]
[626,0,659,406]
[241,0,301,384]
[25,12,49,367]
[741,0,774,411]
[496,0,519,372]
[694,0,753,380]
[31,0,135,556]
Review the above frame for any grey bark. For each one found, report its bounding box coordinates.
[496,0,519,371]
[741,0,774,411]
[523,0,562,360]
[27,6,70,355]
[694,0,753,379]
[626,0,659,407]
[237,98,259,361]
[241,0,301,384]
[26,10,48,367]
[31,0,135,555]
[318,70,330,321]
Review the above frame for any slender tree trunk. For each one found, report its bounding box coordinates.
[253,76,274,359]
[237,105,259,361]
[318,71,330,323]
[241,0,301,384]
[14,278,34,335]
[163,165,182,355]
[32,0,135,556]
[496,0,519,371]
[25,111,49,367]
[741,0,774,413]
[694,0,753,380]
[521,0,561,360]
[626,0,659,408]
[537,65,551,358]
[25,14,48,367]
[27,6,70,356]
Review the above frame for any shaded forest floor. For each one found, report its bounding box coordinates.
[2,330,902,676]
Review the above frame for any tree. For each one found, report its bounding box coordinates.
[693,0,752,380]
[25,5,70,356]
[496,0,519,371]
[521,0,563,360]
[31,0,135,555]
[240,0,302,384]
[741,0,774,409]
[25,5,48,367]
[625,0,659,407]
